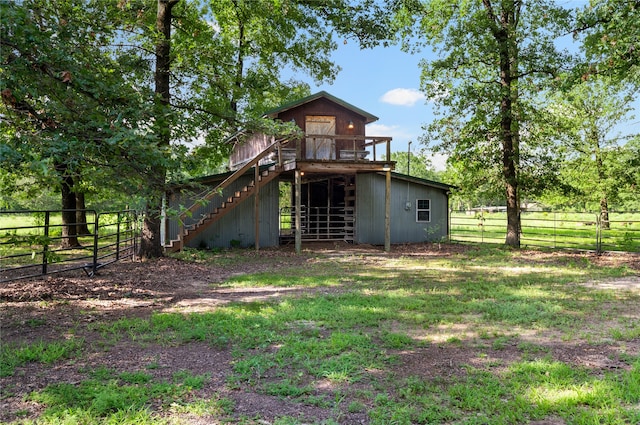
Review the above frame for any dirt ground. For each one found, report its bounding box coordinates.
[1,243,639,424]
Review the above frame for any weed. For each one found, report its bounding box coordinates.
[0,338,83,377]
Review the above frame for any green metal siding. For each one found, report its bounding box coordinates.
[169,176,280,249]
[355,173,449,245]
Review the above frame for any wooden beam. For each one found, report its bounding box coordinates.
[254,164,260,251]
[295,169,302,254]
[385,169,391,252]
[297,161,394,173]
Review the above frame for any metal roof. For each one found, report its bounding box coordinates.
[263,91,379,124]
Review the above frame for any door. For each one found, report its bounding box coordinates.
[305,116,335,160]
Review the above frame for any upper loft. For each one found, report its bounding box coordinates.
[228,91,394,173]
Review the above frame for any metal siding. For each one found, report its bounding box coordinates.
[356,173,449,245]
[192,178,280,249]
[169,176,280,249]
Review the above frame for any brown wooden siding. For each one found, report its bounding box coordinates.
[230,133,274,170]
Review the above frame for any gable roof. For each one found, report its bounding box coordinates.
[263,91,379,124]
[388,172,456,192]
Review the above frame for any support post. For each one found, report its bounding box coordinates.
[385,169,391,252]
[254,164,260,250]
[42,211,50,275]
[295,169,302,254]
[92,210,99,275]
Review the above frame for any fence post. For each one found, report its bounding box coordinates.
[480,208,484,243]
[116,212,121,260]
[92,211,99,275]
[42,211,50,275]
[595,214,602,255]
[553,211,557,249]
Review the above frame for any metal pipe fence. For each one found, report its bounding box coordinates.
[450,210,640,253]
[0,210,139,282]
[279,206,354,241]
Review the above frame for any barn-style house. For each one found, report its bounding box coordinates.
[163,91,453,252]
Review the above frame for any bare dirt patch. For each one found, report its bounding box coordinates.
[1,243,639,424]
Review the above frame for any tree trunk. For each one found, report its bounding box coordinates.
[141,195,165,258]
[75,192,91,235]
[58,165,81,248]
[594,137,610,230]
[139,0,179,259]
[600,197,610,230]
[494,1,521,248]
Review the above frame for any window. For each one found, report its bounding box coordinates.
[416,199,431,222]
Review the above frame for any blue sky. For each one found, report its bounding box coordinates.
[295,41,443,167]
[289,6,639,171]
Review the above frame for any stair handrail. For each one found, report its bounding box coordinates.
[183,136,291,217]
[173,136,292,250]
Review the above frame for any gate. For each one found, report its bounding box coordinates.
[0,210,139,282]
[449,210,640,253]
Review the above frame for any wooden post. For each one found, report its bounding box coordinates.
[386,139,391,162]
[254,164,260,250]
[295,169,302,254]
[385,169,391,252]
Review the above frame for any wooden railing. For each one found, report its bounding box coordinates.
[173,136,292,250]
[295,134,392,162]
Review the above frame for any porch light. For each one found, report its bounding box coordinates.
[347,120,354,130]
[382,164,391,171]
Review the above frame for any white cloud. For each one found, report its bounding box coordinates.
[366,123,413,140]
[380,88,426,107]
[429,152,448,171]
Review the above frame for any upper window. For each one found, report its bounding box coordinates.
[416,199,431,222]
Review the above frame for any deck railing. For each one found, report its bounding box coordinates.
[293,134,392,162]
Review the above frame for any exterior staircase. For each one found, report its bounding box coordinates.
[164,137,290,252]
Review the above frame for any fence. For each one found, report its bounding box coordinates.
[450,210,640,253]
[279,206,354,242]
[0,210,139,283]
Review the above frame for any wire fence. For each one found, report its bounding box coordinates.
[450,210,640,253]
[0,210,139,283]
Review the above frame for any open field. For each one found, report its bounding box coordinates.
[451,211,640,253]
[0,211,137,281]
[1,243,640,424]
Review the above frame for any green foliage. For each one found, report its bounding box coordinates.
[27,367,212,422]
[391,0,578,245]
[390,150,441,181]
[578,0,640,85]
[0,338,83,377]
[0,0,165,200]
[541,77,638,211]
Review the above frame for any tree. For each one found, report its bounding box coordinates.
[577,0,640,85]
[549,78,638,221]
[133,0,389,256]
[392,0,576,247]
[1,0,158,247]
[390,149,441,181]
[3,0,397,256]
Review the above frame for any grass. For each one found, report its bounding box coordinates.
[450,210,640,252]
[1,211,137,276]
[3,245,640,424]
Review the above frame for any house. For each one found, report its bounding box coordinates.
[163,91,454,252]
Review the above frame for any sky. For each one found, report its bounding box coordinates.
[292,41,445,168]
[287,3,640,172]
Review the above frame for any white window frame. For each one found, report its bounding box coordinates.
[416,199,431,222]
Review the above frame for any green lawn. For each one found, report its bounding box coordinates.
[451,211,640,252]
[0,211,136,274]
[2,245,639,424]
